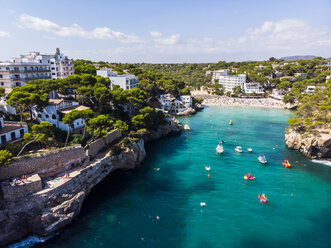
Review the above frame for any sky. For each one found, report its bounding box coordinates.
[0,0,330,63]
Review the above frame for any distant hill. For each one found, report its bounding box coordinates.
[280,55,317,61]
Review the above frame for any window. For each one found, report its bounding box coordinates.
[51,68,55,70]
[20,129,25,137]
[45,114,49,118]
[10,132,16,140]
[52,114,56,119]
[0,82,3,86]
[1,135,6,143]
[51,62,54,64]
[52,73,55,75]
[38,113,42,118]
[0,75,2,78]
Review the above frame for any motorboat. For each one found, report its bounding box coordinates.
[258,155,267,164]
[247,147,253,152]
[184,124,191,131]
[216,144,224,154]
[235,146,243,153]
[229,120,232,125]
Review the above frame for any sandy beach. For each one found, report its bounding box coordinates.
[192,92,285,109]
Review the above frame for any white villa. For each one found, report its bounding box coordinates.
[244,82,264,94]
[305,86,316,94]
[270,89,287,100]
[158,94,192,114]
[96,69,139,90]
[31,99,90,132]
[206,69,230,83]
[0,117,28,145]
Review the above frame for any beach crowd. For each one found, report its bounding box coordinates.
[194,94,285,108]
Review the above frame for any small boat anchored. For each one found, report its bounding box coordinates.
[247,147,253,152]
[184,124,191,131]
[235,146,243,153]
[258,155,267,164]
[229,120,233,125]
[216,144,224,154]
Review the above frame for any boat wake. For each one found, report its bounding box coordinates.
[312,159,331,167]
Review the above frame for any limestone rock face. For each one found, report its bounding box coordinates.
[0,139,147,247]
[285,129,331,159]
[143,117,182,142]
[0,116,183,247]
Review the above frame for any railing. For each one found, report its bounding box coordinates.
[9,69,51,73]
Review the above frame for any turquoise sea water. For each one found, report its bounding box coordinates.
[36,106,331,248]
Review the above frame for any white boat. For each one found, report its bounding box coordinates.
[216,144,224,154]
[235,146,243,153]
[258,155,267,164]
[184,124,191,131]
[247,148,253,152]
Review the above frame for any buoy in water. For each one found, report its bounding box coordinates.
[208,174,210,178]
[205,167,211,171]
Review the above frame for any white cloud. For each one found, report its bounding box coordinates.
[18,14,142,43]
[149,31,162,37]
[0,31,10,37]
[154,34,181,45]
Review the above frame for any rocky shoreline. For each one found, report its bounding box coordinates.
[0,118,182,247]
[285,128,331,159]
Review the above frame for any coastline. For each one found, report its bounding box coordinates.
[1,118,182,248]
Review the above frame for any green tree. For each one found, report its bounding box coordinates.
[87,115,114,141]
[0,87,5,97]
[0,150,13,166]
[17,122,55,156]
[114,120,129,133]
[63,110,81,147]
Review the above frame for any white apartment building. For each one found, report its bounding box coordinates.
[218,74,246,93]
[243,82,264,94]
[0,48,73,93]
[0,62,51,93]
[0,116,28,145]
[108,74,139,90]
[31,99,90,132]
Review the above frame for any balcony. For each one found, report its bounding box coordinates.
[9,69,51,73]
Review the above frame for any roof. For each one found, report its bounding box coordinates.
[48,99,64,105]
[58,105,90,115]
[0,122,27,135]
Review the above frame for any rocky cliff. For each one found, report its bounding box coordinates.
[0,118,182,247]
[285,128,331,159]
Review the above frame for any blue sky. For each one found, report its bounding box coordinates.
[0,0,330,62]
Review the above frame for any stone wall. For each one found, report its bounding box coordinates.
[0,145,87,180]
[87,129,122,157]
[1,174,42,201]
